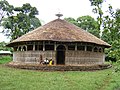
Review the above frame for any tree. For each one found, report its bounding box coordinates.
[102,6,120,41]
[89,0,120,61]
[0,0,13,24]
[77,15,99,37]
[0,41,12,51]
[65,16,99,37]
[64,17,78,26]
[1,3,41,40]
[89,0,104,37]
[102,7,120,61]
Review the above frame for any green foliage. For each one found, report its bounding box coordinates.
[14,3,39,18]
[89,0,103,6]
[101,5,120,62]
[102,8,120,43]
[0,56,12,64]
[89,0,120,63]
[77,15,100,37]
[0,0,13,24]
[106,40,120,61]
[65,16,100,37]
[64,17,78,26]
[89,0,104,35]
[1,2,41,40]
[0,64,119,90]
[0,41,12,51]
[113,60,120,73]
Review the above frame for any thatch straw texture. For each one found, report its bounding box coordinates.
[8,19,110,47]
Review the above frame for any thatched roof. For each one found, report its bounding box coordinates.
[8,19,111,47]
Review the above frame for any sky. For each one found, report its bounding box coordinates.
[0,0,120,42]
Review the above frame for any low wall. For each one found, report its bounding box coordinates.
[7,63,112,71]
[13,51,56,64]
[65,51,105,65]
[13,51,105,65]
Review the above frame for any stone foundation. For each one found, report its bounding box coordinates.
[7,62,112,71]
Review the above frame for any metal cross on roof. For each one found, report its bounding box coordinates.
[55,13,63,19]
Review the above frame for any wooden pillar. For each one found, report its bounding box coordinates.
[103,48,105,53]
[43,41,45,51]
[75,43,77,51]
[92,46,94,52]
[20,46,23,51]
[26,45,27,51]
[54,42,57,51]
[33,43,35,51]
[65,44,68,51]
[85,45,87,51]
[17,47,19,51]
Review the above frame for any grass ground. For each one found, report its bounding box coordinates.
[0,57,120,90]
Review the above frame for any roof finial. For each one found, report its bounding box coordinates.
[55,12,63,19]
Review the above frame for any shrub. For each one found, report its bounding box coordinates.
[0,56,12,64]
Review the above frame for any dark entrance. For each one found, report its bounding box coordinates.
[56,45,66,65]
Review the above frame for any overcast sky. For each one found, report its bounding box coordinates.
[0,0,120,42]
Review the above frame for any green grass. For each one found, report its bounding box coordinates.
[0,56,12,64]
[0,64,120,90]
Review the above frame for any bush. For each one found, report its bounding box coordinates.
[0,56,12,64]
[105,56,117,62]
[114,60,120,72]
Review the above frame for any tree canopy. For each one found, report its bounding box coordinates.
[0,41,12,51]
[65,15,100,37]
[0,0,13,24]
[89,0,120,62]
[0,1,41,40]
[89,0,104,33]
[77,16,99,37]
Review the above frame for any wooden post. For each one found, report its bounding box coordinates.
[33,43,35,51]
[26,45,27,51]
[92,46,94,52]
[75,43,77,51]
[17,46,19,51]
[54,42,56,51]
[85,45,87,51]
[43,41,45,51]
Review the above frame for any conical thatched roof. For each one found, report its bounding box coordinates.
[8,19,111,47]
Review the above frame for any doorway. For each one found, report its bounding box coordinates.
[56,45,66,65]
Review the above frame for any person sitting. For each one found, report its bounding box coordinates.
[43,58,49,65]
[52,60,54,65]
[49,59,52,66]
[49,59,54,66]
